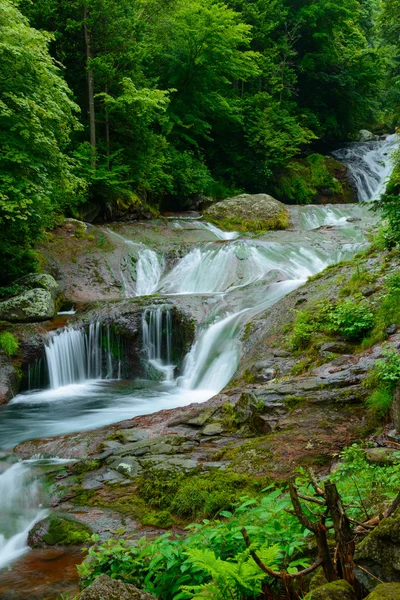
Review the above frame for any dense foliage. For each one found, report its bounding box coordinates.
[78,445,400,599]
[0,0,396,281]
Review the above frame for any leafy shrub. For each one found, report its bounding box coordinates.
[366,388,394,417]
[364,347,400,417]
[0,332,19,356]
[327,298,374,340]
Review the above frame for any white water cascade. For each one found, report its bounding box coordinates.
[45,323,120,389]
[332,134,398,202]
[0,463,47,570]
[142,307,175,381]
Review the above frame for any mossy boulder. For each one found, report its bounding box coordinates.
[28,514,92,547]
[304,580,356,599]
[365,583,400,599]
[0,354,18,404]
[16,273,60,299]
[355,508,400,591]
[203,193,290,232]
[0,288,55,322]
[78,574,155,600]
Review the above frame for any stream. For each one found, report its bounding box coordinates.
[0,134,397,590]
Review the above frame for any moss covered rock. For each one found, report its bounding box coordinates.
[203,193,289,232]
[16,273,60,299]
[0,288,55,322]
[304,580,356,599]
[78,574,155,600]
[355,508,400,592]
[365,583,400,599]
[28,514,92,547]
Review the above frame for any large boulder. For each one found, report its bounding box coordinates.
[365,583,400,599]
[78,574,155,600]
[28,514,92,548]
[203,193,290,232]
[357,129,378,142]
[304,580,356,599]
[0,288,55,322]
[355,509,400,591]
[16,273,60,299]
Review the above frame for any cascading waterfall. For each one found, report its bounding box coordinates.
[142,307,175,381]
[45,323,120,389]
[0,463,47,570]
[332,134,398,202]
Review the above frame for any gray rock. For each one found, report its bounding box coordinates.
[118,428,149,443]
[357,129,378,142]
[202,422,226,436]
[203,193,289,232]
[0,289,55,322]
[139,454,197,472]
[387,324,397,335]
[79,574,155,600]
[320,342,351,355]
[109,457,142,477]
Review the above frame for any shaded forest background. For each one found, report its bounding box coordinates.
[1,0,400,283]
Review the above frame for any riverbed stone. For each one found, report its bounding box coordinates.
[78,574,155,600]
[365,583,400,599]
[357,129,378,142]
[0,288,55,322]
[117,428,149,443]
[202,422,226,436]
[139,454,197,472]
[203,193,289,232]
[109,457,142,477]
[28,514,92,548]
[304,580,356,599]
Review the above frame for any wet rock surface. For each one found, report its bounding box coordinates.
[304,580,356,599]
[204,193,289,231]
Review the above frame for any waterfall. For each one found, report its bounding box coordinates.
[136,248,164,296]
[332,134,398,202]
[0,463,47,570]
[45,323,120,389]
[142,307,175,381]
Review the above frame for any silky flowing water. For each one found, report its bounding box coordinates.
[0,136,397,581]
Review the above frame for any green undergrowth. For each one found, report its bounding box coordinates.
[364,346,400,418]
[78,445,400,600]
[106,469,266,528]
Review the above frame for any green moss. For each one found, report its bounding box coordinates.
[71,459,101,475]
[32,515,92,547]
[242,369,257,384]
[242,321,255,341]
[283,395,305,409]
[207,208,289,233]
[0,331,19,356]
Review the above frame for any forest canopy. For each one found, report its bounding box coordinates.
[0,0,398,283]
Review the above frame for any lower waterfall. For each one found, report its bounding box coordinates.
[45,322,120,388]
[142,307,175,381]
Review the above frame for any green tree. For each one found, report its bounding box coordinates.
[0,0,82,284]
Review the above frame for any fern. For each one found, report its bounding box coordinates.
[177,544,281,600]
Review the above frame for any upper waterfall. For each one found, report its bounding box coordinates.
[332,134,398,202]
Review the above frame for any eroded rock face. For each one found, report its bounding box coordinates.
[355,508,400,592]
[0,355,18,404]
[304,580,356,599]
[0,289,55,323]
[78,575,155,600]
[203,193,289,232]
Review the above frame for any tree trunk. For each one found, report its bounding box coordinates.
[83,5,96,167]
[325,482,361,598]
[105,83,110,168]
